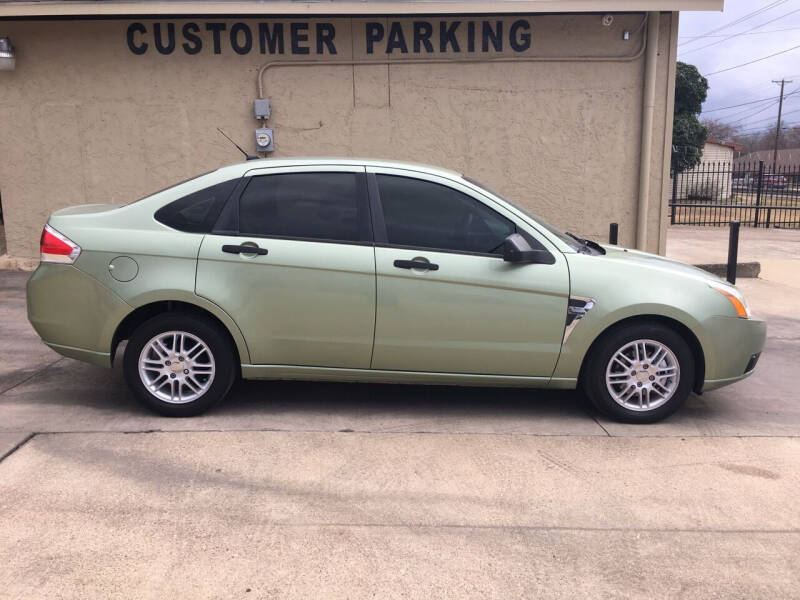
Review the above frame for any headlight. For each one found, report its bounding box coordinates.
[708,281,751,318]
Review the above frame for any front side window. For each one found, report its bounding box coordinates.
[376,175,515,255]
[239,172,365,242]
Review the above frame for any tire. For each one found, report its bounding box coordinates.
[123,312,237,417]
[582,322,694,424]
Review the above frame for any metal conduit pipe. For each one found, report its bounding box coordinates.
[635,11,660,251]
[255,14,649,98]
[254,15,656,245]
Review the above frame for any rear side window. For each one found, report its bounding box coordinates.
[238,172,366,242]
[154,179,238,233]
[376,175,515,255]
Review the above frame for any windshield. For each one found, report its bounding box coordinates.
[462,175,582,250]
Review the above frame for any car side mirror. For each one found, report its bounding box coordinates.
[502,233,552,264]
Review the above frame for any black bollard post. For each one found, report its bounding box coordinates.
[727,220,740,284]
[609,222,619,245]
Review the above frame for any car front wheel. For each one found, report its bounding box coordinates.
[582,322,695,424]
[123,313,236,417]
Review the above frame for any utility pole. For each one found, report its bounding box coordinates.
[772,78,792,173]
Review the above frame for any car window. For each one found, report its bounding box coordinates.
[239,172,364,242]
[376,175,515,255]
[154,179,238,233]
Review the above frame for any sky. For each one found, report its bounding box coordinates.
[679,0,800,135]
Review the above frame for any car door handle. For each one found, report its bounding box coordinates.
[222,244,268,256]
[393,259,439,271]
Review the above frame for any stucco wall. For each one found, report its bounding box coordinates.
[0,13,674,257]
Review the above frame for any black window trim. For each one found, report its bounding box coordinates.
[366,172,555,263]
[212,170,374,246]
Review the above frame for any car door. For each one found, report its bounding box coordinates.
[369,167,569,377]
[196,166,376,368]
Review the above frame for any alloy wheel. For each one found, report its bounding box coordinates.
[605,339,680,412]
[138,330,216,404]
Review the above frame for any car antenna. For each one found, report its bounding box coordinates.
[217,128,260,161]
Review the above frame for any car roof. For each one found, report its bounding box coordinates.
[214,157,462,180]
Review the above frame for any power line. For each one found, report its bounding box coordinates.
[719,106,800,136]
[679,27,800,39]
[703,90,800,113]
[735,105,800,128]
[680,0,788,45]
[727,84,800,125]
[735,120,800,135]
[727,100,781,125]
[679,0,789,46]
[714,98,778,122]
[704,43,800,76]
[680,7,800,57]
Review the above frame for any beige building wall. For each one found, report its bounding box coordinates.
[0,12,676,258]
[702,142,735,163]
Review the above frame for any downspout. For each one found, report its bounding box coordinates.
[636,11,660,251]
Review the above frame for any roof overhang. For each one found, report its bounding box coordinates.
[0,1,725,19]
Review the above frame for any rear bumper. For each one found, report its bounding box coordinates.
[27,263,130,366]
[701,316,766,392]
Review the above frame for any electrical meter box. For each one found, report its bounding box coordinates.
[255,128,274,152]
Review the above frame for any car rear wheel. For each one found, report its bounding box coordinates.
[582,322,694,424]
[123,313,236,417]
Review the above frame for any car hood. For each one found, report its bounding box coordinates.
[593,244,725,284]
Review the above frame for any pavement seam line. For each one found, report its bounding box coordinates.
[579,403,612,437]
[0,432,36,464]
[23,430,800,439]
[172,522,800,534]
[0,357,64,396]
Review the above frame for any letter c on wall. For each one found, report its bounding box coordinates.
[127,22,148,55]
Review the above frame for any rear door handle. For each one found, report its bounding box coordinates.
[393,259,439,271]
[222,244,268,256]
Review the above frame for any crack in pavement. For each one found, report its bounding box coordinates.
[0,432,36,464]
[8,429,800,438]
[0,357,64,396]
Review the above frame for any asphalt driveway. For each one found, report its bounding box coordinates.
[1,268,799,598]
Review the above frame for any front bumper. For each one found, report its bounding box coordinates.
[700,315,766,392]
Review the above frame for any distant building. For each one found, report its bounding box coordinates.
[673,139,742,201]
[735,148,800,171]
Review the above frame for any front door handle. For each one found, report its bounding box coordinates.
[222,244,268,256]
[393,259,439,271]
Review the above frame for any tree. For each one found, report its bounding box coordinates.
[672,62,709,173]
[701,118,737,141]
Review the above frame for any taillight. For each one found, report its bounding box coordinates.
[40,224,81,264]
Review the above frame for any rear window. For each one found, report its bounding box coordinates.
[154,179,238,233]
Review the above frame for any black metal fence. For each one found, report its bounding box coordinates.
[669,160,800,228]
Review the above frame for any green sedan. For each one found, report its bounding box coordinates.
[27,159,766,422]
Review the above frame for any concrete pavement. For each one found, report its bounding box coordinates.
[2,432,799,598]
[1,266,800,598]
[666,225,800,266]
